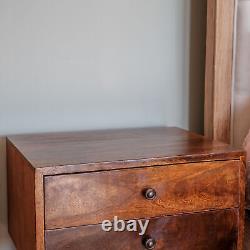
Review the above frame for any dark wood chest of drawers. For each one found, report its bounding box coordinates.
[7,127,246,250]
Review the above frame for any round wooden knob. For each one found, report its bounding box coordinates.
[144,188,156,200]
[143,236,156,250]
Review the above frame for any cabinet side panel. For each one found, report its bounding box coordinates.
[7,140,36,250]
[238,157,246,250]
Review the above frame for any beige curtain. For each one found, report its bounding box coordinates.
[233,0,250,207]
[233,0,250,148]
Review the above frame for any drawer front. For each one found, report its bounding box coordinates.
[44,160,240,229]
[45,209,238,250]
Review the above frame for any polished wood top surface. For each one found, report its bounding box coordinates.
[7,127,244,169]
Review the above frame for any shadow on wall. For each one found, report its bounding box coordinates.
[188,0,207,134]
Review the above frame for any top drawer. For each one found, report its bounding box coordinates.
[44,160,241,229]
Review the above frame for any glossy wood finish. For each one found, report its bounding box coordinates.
[7,127,246,250]
[7,127,243,172]
[45,160,241,229]
[45,209,238,250]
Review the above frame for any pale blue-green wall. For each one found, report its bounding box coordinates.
[0,0,206,248]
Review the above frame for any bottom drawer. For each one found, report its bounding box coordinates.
[45,209,238,250]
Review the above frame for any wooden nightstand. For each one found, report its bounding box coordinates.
[7,127,246,250]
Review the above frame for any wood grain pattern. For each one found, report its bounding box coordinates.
[7,141,37,250]
[205,0,216,140]
[245,211,250,250]
[35,169,45,250]
[45,209,238,250]
[7,127,245,250]
[7,127,244,175]
[244,132,250,209]
[238,156,246,250]
[45,160,241,229]
[205,0,236,143]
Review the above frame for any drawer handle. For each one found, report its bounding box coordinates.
[144,188,156,200]
[143,236,156,250]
